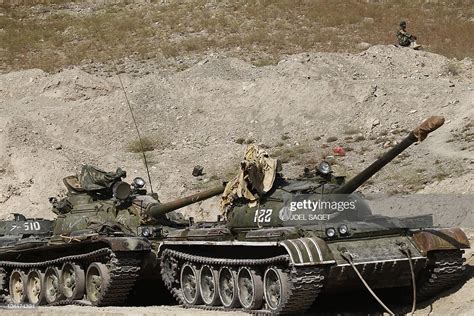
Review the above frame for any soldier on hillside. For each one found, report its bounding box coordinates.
[396,20,421,50]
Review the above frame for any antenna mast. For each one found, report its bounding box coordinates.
[89,25,154,193]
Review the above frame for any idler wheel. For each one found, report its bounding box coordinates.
[44,267,64,304]
[180,263,202,305]
[26,269,46,305]
[9,269,26,304]
[237,267,263,310]
[218,266,240,308]
[60,262,85,300]
[199,265,220,306]
[86,262,111,306]
[263,267,289,312]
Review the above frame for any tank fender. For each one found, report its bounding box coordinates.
[412,228,470,255]
[105,237,151,252]
[280,237,336,266]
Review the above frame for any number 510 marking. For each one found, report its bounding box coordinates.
[254,209,273,223]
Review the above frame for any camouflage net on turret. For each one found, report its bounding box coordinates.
[221,145,281,214]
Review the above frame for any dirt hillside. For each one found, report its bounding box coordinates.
[0,45,473,314]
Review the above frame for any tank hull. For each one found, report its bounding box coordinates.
[157,226,469,314]
[0,235,153,306]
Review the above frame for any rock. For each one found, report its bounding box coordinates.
[192,165,204,177]
[325,155,336,163]
[362,17,375,24]
[357,42,371,50]
[366,118,380,129]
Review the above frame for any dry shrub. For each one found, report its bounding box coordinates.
[126,137,155,153]
[1,0,473,72]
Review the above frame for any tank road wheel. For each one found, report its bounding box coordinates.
[26,269,46,305]
[180,263,202,305]
[60,263,85,300]
[85,263,111,306]
[44,267,64,304]
[264,267,290,312]
[199,265,220,306]
[237,267,263,310]
[9,269,26,304]
[218,266,240,308]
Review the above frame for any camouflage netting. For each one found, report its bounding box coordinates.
[64,165,126,192]
[221,145,281,213]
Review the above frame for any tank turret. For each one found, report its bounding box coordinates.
[226,116,446,229]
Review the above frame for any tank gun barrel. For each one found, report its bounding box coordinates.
[146,184,225,218]
[335,116,444,194]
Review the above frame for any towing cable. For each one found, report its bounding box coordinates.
[339,243,418,316]
[398,241,417,315]
[339,247,395,315]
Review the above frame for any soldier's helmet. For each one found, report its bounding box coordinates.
[400,20,407,27]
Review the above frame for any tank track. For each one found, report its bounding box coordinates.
[416,250,466,301]
[0,268,6,304]
[97,252,141,306]
[161,248,326,315]
[0,248,141,306]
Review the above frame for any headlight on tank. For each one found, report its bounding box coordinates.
[138,226,153,238]
[317,161,332,175]
[133,177,146,188]
[326,227,336,238]
[338,224,349,235]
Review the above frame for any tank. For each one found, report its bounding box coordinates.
[0,116,469,314]
[0,165,224,306]
[155,116,470,314]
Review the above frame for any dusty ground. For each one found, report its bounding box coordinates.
[0,45,473,314]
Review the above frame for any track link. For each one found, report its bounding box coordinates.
[161,248,326,315]
[0,248,141,306]
[416,250,466,301]
[95,252,141,306]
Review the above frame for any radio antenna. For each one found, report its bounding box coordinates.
[89,25,154,193]
[112,60,154,194]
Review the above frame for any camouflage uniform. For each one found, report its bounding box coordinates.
[396,21,416,47]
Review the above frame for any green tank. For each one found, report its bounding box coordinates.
[0,166,224,306]
[156,116,470,314]
[0,116,469,314]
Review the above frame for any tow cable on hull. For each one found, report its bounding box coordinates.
[339,243,419,316]
[339,247,395,316]
[398,242,417,315]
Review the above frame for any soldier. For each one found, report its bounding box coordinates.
[396,20,421,50]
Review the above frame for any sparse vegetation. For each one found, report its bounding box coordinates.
[343,127,362,135]
[444,61,462,76]
[234,137,246,145]
[272,143,312,163]
[1,0,473,72]
[126,137,155,153]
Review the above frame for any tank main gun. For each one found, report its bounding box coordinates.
[335,116,444,194]
[145,184,225,218]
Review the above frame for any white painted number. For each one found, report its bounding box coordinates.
[253,209,273,223]
[23,221,41,231]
